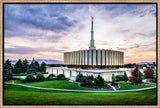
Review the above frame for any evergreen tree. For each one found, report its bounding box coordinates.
[80,76,93,87]
[40,62,46,72]
[26,61,38,74]
[5,59,12,67]
[14,59,23,74]
[76,74,83,82]
[22,59,29,73]
[112,74,116,83]
[35,61,40,72]
[4,59,13,80]
[124,72,129,82]
[93,75,105,86]
[137,71,142,83]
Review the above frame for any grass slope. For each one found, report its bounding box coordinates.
[117,84,153,90]
[5,79,154,91]
[5,80,113,91]
[4,84,156,105]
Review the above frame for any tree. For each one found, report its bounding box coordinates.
[14,59,23,74]
[80,76,93,87]
[144,69,154,78]
[48,74,55,79]
[88,75,94,82]
[35,61,40,72]
[153,62,155,65]
[4,60,13,80]
[57,74,65,80]
[124,72,129,82]
[76,74,83,82]
[129,66,139,83]
[93,75,105,86]
[5,59,12,67]
[137,71,142,83]
[36,72,45,80]
[26,61,38,74]
[115,75,124,82]
[22,59,29,73]
[25,74,35,82]
[112,74,116,83]
[40,62,46,72]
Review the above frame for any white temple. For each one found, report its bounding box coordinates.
[46,17,131,81]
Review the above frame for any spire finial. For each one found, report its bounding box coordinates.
[89,16,96,50]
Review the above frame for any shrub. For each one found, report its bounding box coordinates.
[80,76,93,87]
[116,75,124,82]
[112,74,116,83]
[88,75,94,82]
[57,74,65,80]
[13,73,27,76]
[93,75,105,86]
[36,72,45,80]
[137,71,142,83]
[144,69,154,78]
[40,72,49,74]
[47,74,55,79]
[25,74,35,82]
[76,74,83,82]
[124,72,129,82]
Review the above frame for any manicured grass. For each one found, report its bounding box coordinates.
[117,84,154,90]
[5,80,113,91]
[4,84,157,105]
[5,79,154,91]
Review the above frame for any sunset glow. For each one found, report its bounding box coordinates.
[4,4,156,63]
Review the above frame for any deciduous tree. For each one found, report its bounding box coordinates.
[129,66,139,83]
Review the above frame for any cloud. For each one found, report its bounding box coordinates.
[5,46,68,55]
[4,4,78,37]
[4,4,156,63]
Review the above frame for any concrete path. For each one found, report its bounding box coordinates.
[4,82,156,93]
[108,83,117,91]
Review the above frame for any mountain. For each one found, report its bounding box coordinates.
[136,62,155,65]
[10,59,64,64]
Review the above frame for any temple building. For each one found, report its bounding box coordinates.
[64,17,124,69]
[46,17,130,81]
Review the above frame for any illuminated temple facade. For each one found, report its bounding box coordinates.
[64,17,124,69]
[46,17,129,81]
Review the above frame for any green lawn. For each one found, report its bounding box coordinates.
[117,84,154,90]
[5,80,113,91]
[4,84,157,105]
[5,79,154,91]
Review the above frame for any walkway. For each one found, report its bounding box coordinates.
[4,82,156,93]
[108,83,117,91]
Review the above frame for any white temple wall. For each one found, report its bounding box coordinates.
[98,50,101,65]
[93,50,96,65]
[85,50,88,65]
[102,50,105,65]
[89,50,92,65]
[64,49,124,66]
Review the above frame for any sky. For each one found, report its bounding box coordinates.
[4,4,156,63]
